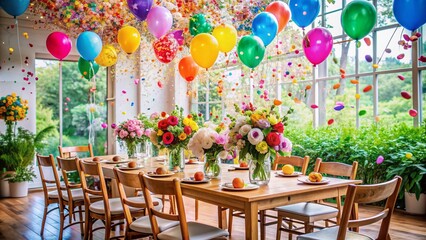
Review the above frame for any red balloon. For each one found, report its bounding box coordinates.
[46,32,72,60]
[265,1,291,33]
[153,35,178,63]
[179,56,199,82]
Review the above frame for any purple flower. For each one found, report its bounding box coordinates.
[277,135,292,152]
[376,155,384,165]
[257,119,271,129]
[215,134,228,145]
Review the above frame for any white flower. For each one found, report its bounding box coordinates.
[202,137,214,149]
[239,124,252,136]
[191,147,205,158]
[248,128,264,145]
[237,139,246,150]
[218,150,228,159]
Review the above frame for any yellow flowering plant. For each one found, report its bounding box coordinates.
[0,93,29,124]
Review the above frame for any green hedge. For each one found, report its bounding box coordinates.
[285,122,426,195]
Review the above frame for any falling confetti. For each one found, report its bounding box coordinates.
[327,119,334,125]
[397,75,405,81]
[359,110,367,116]
[363,85,373,93]
[409,109,417,117]
[400,91,411,99]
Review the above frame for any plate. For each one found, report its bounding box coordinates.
[297,177,330,185]
[102,159,130,164]
[233,165,249,170]
[145,172,175,177]
[276,171,303,177]
[151,156,167,162]
[118,166,143,171]
[185,160,202,164]
[221,183,259,191]
[181,177,210,184]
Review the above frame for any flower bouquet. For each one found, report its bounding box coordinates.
[114,118,151,158]
[229,102,293,185]
[188,122,230,178]
[151,106,201,171]
[0,92,29,134]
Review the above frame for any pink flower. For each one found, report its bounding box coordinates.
[136,129,143,137]
[144,129,152,136]
[236,133,243,140]
[130,132,136,138]
[215,134,228,145]
[111,123,117,129]
[167,116,179,126]
[150,112,159,120]
[119,130,129,139]
[376,155,384,165]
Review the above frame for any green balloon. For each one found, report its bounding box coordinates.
[341,0,377,40]
[78,57,99,80]
[237,35,265,69]
[189,14,212,36]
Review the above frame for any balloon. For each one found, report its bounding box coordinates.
[76,31,102,61]
[289,0,320,28]
[265,1,291,33]
[179,56,199,82]
[127,0,153,21]
[118,26,141,54]
[190,33,219,69]
[146,6,173,38]
[95,44,118,67]
[341,0,377,40]
[46,32,72,60]
[78,57,99,80]
[252,12,278,46]
[393,0,426,31]
[189,13,213,36]
[0,0,30,17]
[170,29,185,46]
[212,24,237,53]
[153,35,178,64]
[237,35,265,68]
[302,27,333,65]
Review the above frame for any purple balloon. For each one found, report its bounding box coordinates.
[302,27,333,65]
[127,0,153,21]
[334,105,345,111]
[146,6,173,38]
[170,29,184,46]
[376,155,384,164]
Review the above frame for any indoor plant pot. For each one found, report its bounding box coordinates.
[9,181,29,198]
[7,166,36,198]
[405,192,426,215]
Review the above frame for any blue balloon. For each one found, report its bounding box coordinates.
[0,0,30,17]
[393,0,426,31]
[76,31,102,61]
[289,0,320,28]
[252,12,278,46]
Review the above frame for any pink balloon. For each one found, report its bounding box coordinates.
[46,32,72,60]
[146,6,173,38]
[302,27,333,65]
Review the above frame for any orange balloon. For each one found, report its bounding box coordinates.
[179,56,199,82]
[265,1,291,33]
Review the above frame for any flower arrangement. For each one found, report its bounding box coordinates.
[114,118,151,158]
[228,102,293,184]
[0,93,29,124]
[188,121,230,178]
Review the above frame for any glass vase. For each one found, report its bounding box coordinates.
[168,148,185,172]
[121,141,138,159]
[150,143,160,157]
[203,153,221,179]
[248,154,271,186]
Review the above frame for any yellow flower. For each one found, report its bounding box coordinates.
[178,132,187,141]
[250,113,262,123]
[406,152,413,159]
[189,121,199,131]
[11,92,16,97]
[255,141,269,154]
[157,129,164,136]
[183,117,191,126]
[267,115,278,125]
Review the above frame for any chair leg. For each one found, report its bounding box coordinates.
[78,205,84,235]
[305,222,314,233]
[276,215,283,240]
[40,204,49,235]
[84,211,91,240]
[104,219,111,240]
[260,210,266,240]
[68,202,74,224]
[195,199,199,220]
[59,207,65,240]
[228,208,233,236]
[288,220,293,240]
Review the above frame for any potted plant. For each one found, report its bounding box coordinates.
[8,166,36,197]
[0,169,13,197]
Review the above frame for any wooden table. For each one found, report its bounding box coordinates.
[97,156,362,240]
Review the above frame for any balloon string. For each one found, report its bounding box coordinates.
[377,27,399,65]
[15,17,23,72]
[88,61,97,146]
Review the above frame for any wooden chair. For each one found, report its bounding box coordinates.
[228,155,310,239]
[78,160,145,240]
[139,173,229,240]
[297,176,402,240]
[276,158,358,240]
[113,168,177,239]
[58,144,94,158]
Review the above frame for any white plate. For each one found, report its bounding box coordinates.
[151,156,167,162]
[118,166,143,171]
[297,177,330,185]
[181,177,210,184]
[145,172,175,177]
[185,160,202,164]
[276,171,303,177]
[221,183,259,191]
[233,165,249,170]
[102,159,130,164]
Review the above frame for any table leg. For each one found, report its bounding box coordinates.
[245,202,259,240]
[217,206,228,229]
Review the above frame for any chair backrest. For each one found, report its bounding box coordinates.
[36,154,63,200]
[139,174,189,239]
[78,160,110,213]
[58,144,94,158]
[337,176,402,240]
[57,157,81,196]
[314,158,358,179]
[273,155,310,174]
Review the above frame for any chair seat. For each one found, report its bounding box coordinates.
[48,190,60,199]
[297,226,373,240]
[157,221,229,240]
[129,216,179,234]
[89,197,163,215]
[276,202,338,218]
[48,189,100,201]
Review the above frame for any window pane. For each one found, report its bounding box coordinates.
[376,27,412,71]
[324,10,343,36]
[378,72,413,125]
[421,27,426,67]
[281,82,313,128]
[328,38,356,77]
[196,103,207,121]
[422,71,426,123]
[197,80,207,102]
[358,76,374,126]
[324,78,357,127]
[376,0,397,27]
[209,103,223,123]
[325,1,342,13]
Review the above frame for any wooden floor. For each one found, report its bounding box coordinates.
[0,191,425,240]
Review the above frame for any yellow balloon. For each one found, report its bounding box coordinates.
[117,26,141,54]
[212,24,237,53]
[95,44,118,67]
[190,33,219,69]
